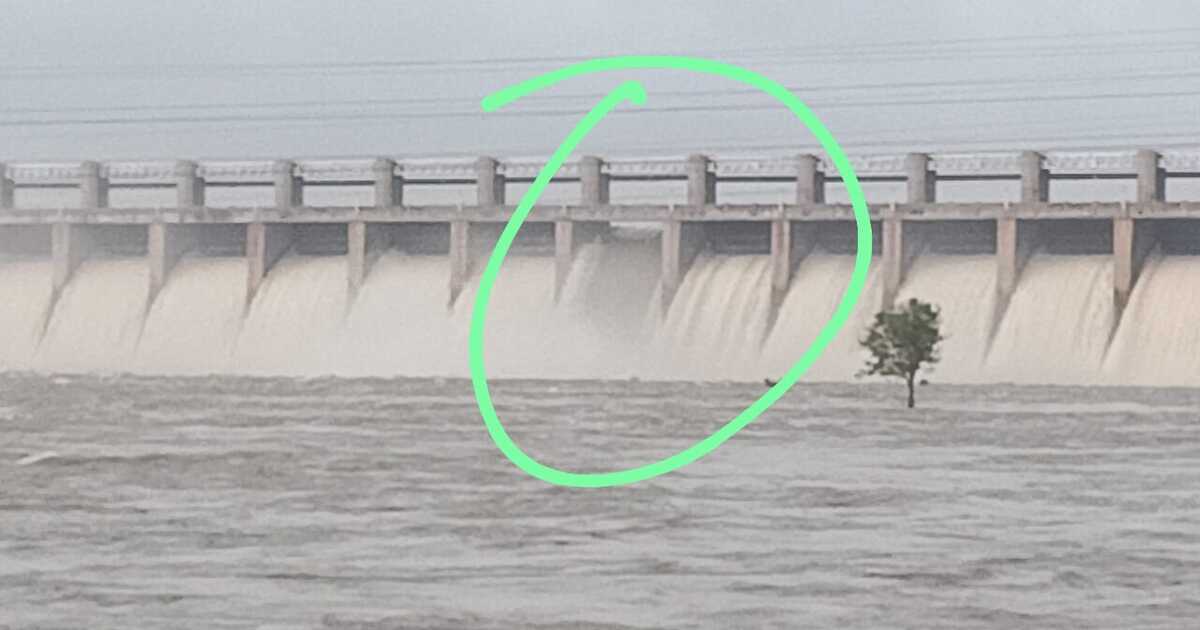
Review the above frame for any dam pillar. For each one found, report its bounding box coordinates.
[882,153,933,309]
[246,163,300,304]
[795,153,825,205]
[51,223,92,297]
[0,162,13,209]
[347,221,388,305]
[661,154,712,313]
[1113,150,1164,314]
[372,157,403,207]
[769,154,822,315]
[449,157,505,305]
[49,161,108,294]
[346,159,402,304]
[175,160,205,207]
[246,223,293,304]
[996,151,1048,329]
[273,159,302,208]
[555,156,610,301]
[148,224,197,305]
[80,160,108,209]
[449,220,470,306]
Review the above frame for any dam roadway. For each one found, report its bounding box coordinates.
[1,149,1199,355]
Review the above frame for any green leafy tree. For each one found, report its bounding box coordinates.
[858,298,944,408]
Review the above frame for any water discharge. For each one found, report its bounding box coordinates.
[1,243,1199,385]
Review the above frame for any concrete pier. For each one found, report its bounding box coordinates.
[175,160,204,207]
[449,220,470,305]
[80,161,108,209]
[770,154,823,318]
[1113,150,1165,314]
[246,223,292,304]
[51,223,91,298]
[346,159,404,303]
[661,154,712,312]
[0,163,13,209]
[273,160,302,208]
[148,224,196,304]
[556,155,610,301]
[447,157,506,304]
[882,153,933,309]
[995,151,1048,332]
[372,158,403,207]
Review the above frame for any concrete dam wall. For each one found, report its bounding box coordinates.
[1,150,1199,385]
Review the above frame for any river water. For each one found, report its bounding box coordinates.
[2,374,1199,629]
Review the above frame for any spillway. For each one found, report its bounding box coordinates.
[0,260,53,371]
[35,259,148,373]
[134,257,246,374]
[983,255,1115,384]
[1,237,1199,386]
[1103,252,1200,387]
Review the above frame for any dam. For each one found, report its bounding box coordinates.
[0,149,1198,385]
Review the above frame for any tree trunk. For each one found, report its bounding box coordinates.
[906,374,915,408]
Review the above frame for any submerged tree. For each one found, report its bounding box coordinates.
[858,298,944,408]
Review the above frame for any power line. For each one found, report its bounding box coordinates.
[2,27,1199,80]
[4,67,1200,117]
[2,87,1197,128]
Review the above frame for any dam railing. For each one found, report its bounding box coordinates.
[1,149,1199,332]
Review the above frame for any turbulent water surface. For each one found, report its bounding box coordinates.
[2,374,1199,629]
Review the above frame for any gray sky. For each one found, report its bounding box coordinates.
[2,1,1199,162]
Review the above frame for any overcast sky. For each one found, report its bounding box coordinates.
[1,1,1199,162]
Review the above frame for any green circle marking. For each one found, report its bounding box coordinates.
[472,56,872,488]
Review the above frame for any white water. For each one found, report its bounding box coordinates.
[896,255,996,383]
[1104,252,1200,387]
[645,253,773,381]
[983,255,1114,383]
[231,256,348,375]
[761,253,882,382]
[0,260,53,371]
[1,242,1198,385]
[35,259,148,373]
[134,257,247,374]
